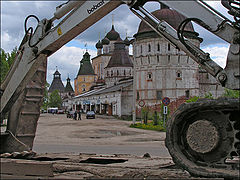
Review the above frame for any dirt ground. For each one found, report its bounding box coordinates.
[1,114,225,179]
[33,113,168,156]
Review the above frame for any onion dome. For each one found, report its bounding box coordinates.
[137,9,194,34]
[102,37,110,45]
[106,40,133,68]
[106,25,120,41]
[124,37,130,46]
[95,40,103,49]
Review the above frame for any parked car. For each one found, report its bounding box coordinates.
[57,109,64,114]
[86,111,95,119]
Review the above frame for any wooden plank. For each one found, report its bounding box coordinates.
[0,158,53,177]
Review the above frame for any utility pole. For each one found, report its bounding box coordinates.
[132,43,136,124]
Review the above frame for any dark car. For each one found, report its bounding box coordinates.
[86,111,95,119]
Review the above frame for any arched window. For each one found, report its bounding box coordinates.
[147,72,152,80]
[176,70,182,80]
[148,44,151,52]
[177,71,181,78]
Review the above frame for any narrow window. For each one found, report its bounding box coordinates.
[178,55,180,64]
[157,55,159,63]
[157,43,160,51]
[148,44,151,52]
[156,90,162,100]
[168,55,170,64]
[117,70,119,76]
[124,70,126,76]
[177,72,181,78]
[147,72,152,80]
[140,45,142,53]
[185,90,190,98]
[107,71,109,77]
[148,56,150,64]
[168,43,171,51]
[137,91,140,100]
[111,70,113,76]
[177,71,181,78]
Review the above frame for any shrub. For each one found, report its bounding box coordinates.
[130,122,165,132]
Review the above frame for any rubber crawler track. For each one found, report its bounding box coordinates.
[7,57,47,149]
[165,98,240,179]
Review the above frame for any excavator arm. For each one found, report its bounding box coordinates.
[0,0,127,118]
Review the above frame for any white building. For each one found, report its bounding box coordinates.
[132,5,224,116]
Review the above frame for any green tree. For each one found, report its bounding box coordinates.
[0,49,9,83]
[48,90,62,108]
[41,82,50,110]
[223,88,240,98]
[0,47,17,83]
[7,47,17,67]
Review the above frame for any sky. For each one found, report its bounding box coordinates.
[1,1,233,87]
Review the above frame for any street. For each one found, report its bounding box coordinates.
[33,113,169,157]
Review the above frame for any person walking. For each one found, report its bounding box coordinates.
[74,111,77,120]
[78,110,81,120]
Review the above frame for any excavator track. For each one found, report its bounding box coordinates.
[4,55,47,152]
[165,98,240,179]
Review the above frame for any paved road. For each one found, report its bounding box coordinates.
[33,143,170,157]
[33,114,170,157]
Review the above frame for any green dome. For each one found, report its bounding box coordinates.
[95,40,103,49]
[102,37,110,45]
[106,25,120,41]
[124,37,130,46]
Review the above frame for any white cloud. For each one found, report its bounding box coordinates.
[47,45,97,86]
[1,0,232,87]
[1,31,21,52]
[202,44,229,68]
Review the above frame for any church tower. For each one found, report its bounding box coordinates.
[49,68,65,97]
[133,5,202,113]
[104,38,133,87]
[64,77,74,97]
[74,52,97,95]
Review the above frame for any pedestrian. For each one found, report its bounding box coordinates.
[78,110,81,120]
[74,111,77,120]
